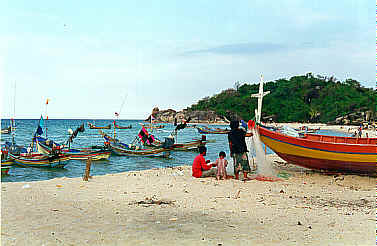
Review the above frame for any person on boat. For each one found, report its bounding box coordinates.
[358,125,362,138]
[192,145,217,178]
[228,120,253,181]
[175,117,191,131]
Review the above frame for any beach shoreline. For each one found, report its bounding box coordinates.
[187,121,376,137]
[2,153,375,245]
[264,122,376,137]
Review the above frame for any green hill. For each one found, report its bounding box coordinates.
[186,73,376,124]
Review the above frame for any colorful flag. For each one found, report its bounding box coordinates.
[138,127,155,144]
[138,127,148,144]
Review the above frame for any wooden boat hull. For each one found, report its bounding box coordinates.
[35,138,110,161]
[196,127,230,134]
[1,157,13,175]
[171,140,205,151]
[100,130,170,157]
[146,136,207,151]
[1,166,10,175]
[110,143,170,157]
[1,146,15,173]
[8,153,70,168]
[257,124,376,174]
[1,129,11,134]
[153,140,207,151]
[1,159,14,166]
[88,123,111,129]
[141,124,165,129]
[64,149,111,160]
[115,125,132,129]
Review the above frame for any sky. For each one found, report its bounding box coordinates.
[0,0,375,119]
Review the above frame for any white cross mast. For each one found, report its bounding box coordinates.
[251,75,270,123]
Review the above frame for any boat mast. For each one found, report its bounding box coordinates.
[114,93,127,139]
[113,113,118,139]
[45,99,50,138]
[11,81,16,144]
[150,113,153,133]
[251,75,270,123]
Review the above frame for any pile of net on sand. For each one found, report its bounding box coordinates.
[246,127,282,182]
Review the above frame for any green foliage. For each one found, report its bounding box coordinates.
[187,74,376,123]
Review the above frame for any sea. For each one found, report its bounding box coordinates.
[0,119,255,183]
[1,119,349,183]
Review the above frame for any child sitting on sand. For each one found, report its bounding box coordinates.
[214,151,228,180]
[192,145,217,178]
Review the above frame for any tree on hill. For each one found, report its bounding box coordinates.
[187,74,376,123]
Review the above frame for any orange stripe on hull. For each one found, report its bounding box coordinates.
[276,152,376,173]
[260,136,375,163]
[257,125,376,174]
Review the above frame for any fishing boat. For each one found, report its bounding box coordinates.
[170,137,207,151]
[35,137,111,161]
[1,157,12,175]
[140,123,165,129]
[149,117,208,151]
[63,148,111,160]
[296,126,320,134]
[1,165,11,175]
[115,124,132,129]
[7,142,70,168]
[1,146,13,175]
[137,121,208,151]
[35,124,111,161]
[196,126,230,134]
[1,158,14,167]
[145,132,208,151]
[251,121,377,174]
[100,130,170,158]
[1,126,12,134]
[88,122,111,129]
[8,152,70,168]
[148,136,208,151]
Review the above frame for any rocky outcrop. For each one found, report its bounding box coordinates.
[330,110,375,125]
[145,108,230,124]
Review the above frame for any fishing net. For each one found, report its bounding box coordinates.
[254,175,282,182]
[246,126,282,182]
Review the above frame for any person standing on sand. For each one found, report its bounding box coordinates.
[228,120,253,181]
[192,145,217,178]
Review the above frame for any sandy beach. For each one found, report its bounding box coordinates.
[1,151,375,246]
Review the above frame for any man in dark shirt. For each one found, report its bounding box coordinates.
[228,120,253,180]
